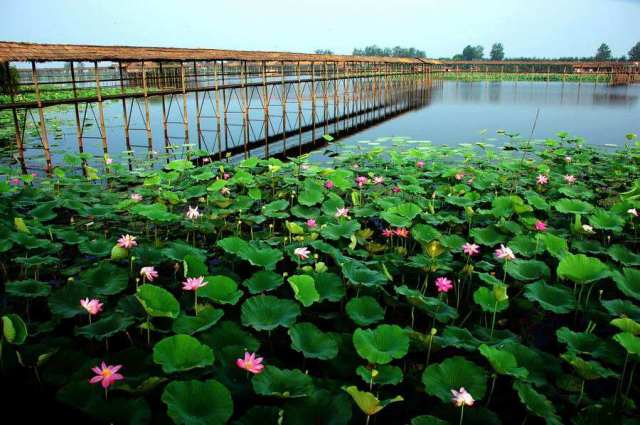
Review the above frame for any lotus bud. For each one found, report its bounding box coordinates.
[315,261,328,273]
[465,206,474,216]
[111,244,129,260]
[302,265,313,273]
[283,272,289,278]
[430,328,437,336]
[371,369,379,378]
[67,277,74,283]
[493,285,509,302]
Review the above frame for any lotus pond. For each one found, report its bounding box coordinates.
[2,135,640,425]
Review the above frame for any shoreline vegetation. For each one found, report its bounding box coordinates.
[1,135,640,424]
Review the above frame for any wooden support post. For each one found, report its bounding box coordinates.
[241,61,249,158]
[6,62,26,173]
[295,61,303,154]
[140,61,154,156]
[221,61,229,157]
[322,61,329,134]
[117,62,132,155]
[30,61,52,172]
[180,61,191,154]
[332,62,338,134]
[158,62,171,157]
[280,61,287,152]
[310,61,317,145]
[213,60,223,159]
[93,61,109,157]
[193,61,203,150]
[261,61,270,157]
[69,62,85,157]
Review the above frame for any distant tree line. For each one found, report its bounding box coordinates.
[0,62,18,94]
[352,45,426,58]
[448,41,640,61]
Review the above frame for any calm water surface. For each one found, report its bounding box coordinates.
[337,80,640,148]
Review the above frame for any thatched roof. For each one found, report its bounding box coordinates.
[0,41,435,64]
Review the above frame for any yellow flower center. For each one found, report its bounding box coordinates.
[101,369,112,378]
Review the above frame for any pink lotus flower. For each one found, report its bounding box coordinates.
[564,175,576,184]
[236,352,264,374]
[130,193,143,202]
[186,206,201,220]
[628,208,638,217]
[301,164,310,171]
[182,276,208,291]
[495,244,516,261]
[105,157,113,165]
[356,176,368,187]
[223,172,231,180]
[373,176,385,185]
[534,220,547,231]
[335,208,350,218]
[325,180,334,189]
[382,228,394,238]
[416,160,425,168]
[306,219,317,228]
[90,362,124,389]
[80,298,103,316]
[392,186,401,193]
[455,172,465,181]
[435,277,453,293]
[462,243,480,256]
[10,178,20,185]
[117,234,137,249]
[394,228,409,238]
[220,187,231,196]
[451,387,474,407]
[140,266,159,282]
[536,174,548,185]
[294,247,311,260]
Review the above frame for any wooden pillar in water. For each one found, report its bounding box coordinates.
[322,61,329,134]
[221,61,229,157]
[212,60,223,159]
[280,61,287,152]
[6,62,26,173]
[30,61,52,172]
[241,61,249,158]
[193,61,203,150]
[179,61,191,155]
[310,61,317,145]
[158,62,171,157]
[117,62,132,155]
[92,62,109,158]
[295,61,303,154]
[140,61,154,155]
[69,62,85,157]
[261,60,270,157]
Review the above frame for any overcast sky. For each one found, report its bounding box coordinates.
[1,0,639,58]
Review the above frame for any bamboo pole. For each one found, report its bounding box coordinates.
[30,61,52,172]
[6,62,26,173]
[158,62,171,157]
[140,61,154,155]
[180,61,191,155]
[93,61,109,157]
[193,61,203,150]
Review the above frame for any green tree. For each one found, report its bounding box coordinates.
[629,41,640,61]
[595,43,612,61]
[461,45,484,60]
[352,45,426,58]
[0,62,18,94]
[490,43,505,60]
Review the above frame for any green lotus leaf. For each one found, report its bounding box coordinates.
[556,327,624,362]
[557,253,609,284]
[601,299,640,321]
[560,353,617,380]
[241,295,301,331]
[243,271,284,294]
[353,324,409,364]
[136,284,180,319]
[252,366,313,398]
[54,229,86,245]
[313,272,346,302]
[508,235,543,257]
[342,385,403,416]
[75,313,134,340]
[172,306,224,335]
[538,233,569,258]
[589,209,625,233]
[161,379,233,425]
[48,283,96,318]
[298,182,325,206]
[2,314,28,345]
[501,341,562,387]
[395,285,459,322]
[234,406,280,425]
[607,244,640,266]
[513,381,562,425]
[80,262,129,295]
[153,334,215,373]
[283,389,353,425]
[198,275,243,305]
[341,261,387,287]
[79,238,113,257]
[288,322,339,360]
[131,202,179,222]
[346,296,385,326]
[612,268,640,301]
[356,364,403,386]
[217,237,282,270]
[166,159,195,171]
[201,320,260,355]
[183,254,208,278]
[421,356,488,402]
[439,326,484,351]
[554,198,594,214]
[162,241,207,263]
[321,220,361,240]
[287,274,319,307]
[473,286,509,313]
[524,281,576,314]
[410,415,449,425]
[262,199,289,218]
[6,279,51,298]
[470,226,506,246]
[613,332,640,355]
[479,344,528,378]
[505,259,550,281]
[411,224,441,244]
[610,318,640,335]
